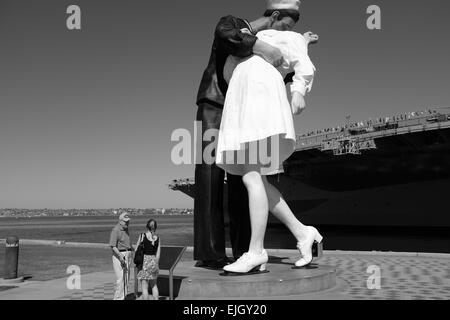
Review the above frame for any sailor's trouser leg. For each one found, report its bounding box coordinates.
[194,102,227,261]
[227,173,251,259]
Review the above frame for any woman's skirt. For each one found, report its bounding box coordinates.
[137,254,159,281]
[216,55,296,176]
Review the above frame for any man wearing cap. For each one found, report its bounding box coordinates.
[110,211,133,300]
[194,0,304,270]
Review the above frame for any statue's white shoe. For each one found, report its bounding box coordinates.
[223,250,268,273]
[295,226,323,268]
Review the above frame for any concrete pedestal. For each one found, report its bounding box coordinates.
[158,257,337,299]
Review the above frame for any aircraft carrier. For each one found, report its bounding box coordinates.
[169,107,450,229]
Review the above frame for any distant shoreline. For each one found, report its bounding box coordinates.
[0,209,193,218]
[0,213,192,218]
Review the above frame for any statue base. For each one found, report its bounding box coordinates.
[157,256,337,299]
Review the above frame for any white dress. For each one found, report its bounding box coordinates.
[216,30,316,176]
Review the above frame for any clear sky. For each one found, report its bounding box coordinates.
[1,0,449,209]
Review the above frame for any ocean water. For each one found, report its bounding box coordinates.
[0,215,194,246]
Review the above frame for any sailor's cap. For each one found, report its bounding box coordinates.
[266,0,301,11]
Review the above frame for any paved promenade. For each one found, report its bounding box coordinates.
[0,245,449,300]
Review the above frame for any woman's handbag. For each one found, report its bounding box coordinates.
[134,233,144,267]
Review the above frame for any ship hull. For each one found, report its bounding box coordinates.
[268,175,450,228]
[169,109,450,251]
[269,127,450,228]
[170,118,450,229]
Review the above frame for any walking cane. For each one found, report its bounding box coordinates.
[123,254,129,299]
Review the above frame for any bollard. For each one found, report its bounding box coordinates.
[4,236,19,280]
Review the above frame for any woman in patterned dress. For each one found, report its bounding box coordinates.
[136,219,160,300]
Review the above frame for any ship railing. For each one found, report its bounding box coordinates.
[321,137,377,155]
[168,178,195,190]
[297,108,450,138]
[297,114,450,150]
[345,120,450,142]
[296,108,450,151]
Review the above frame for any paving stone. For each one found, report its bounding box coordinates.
[58,253,450,300]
